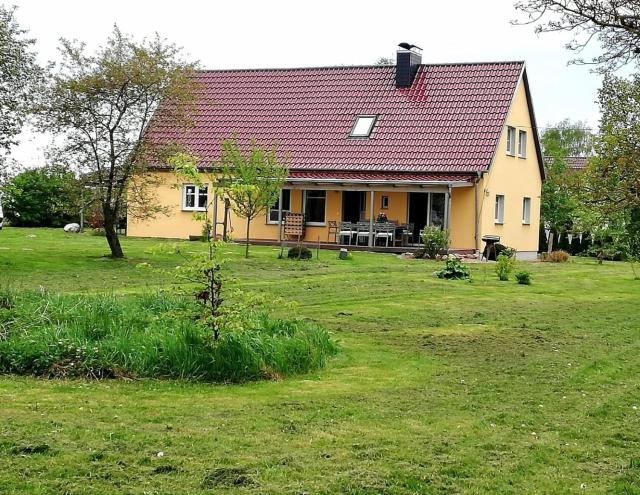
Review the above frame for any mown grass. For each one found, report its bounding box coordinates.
[1,227,640,494]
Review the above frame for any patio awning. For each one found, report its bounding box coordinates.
[286,170,476,188]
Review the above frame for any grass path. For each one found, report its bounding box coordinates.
[1,228,640,493]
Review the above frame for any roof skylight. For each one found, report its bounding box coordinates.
[350,115,377,138]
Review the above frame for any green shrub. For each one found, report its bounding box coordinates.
[495,253,515,281]
[287,246,312,260]
[435,258,470,280]
[515,271,531,285]
[0,291,337,382]
[421,227,449,258]
[90,227,106,236]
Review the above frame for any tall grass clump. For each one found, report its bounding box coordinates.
[0,291,337,382]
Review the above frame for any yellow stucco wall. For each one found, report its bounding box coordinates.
[477,77,542,255]
[128,177,478,249]
[449,186,476,250]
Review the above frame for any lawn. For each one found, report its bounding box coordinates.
[1,227,640,494]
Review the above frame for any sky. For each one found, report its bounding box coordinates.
[7,0,604,166]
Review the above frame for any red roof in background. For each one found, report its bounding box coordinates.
[147,62,526,175]
[566,156,589,170]
[544,155,590,171]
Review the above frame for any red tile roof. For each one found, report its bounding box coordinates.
[147,62,527,177]
[566,156,589,170]
[544,155,590,171]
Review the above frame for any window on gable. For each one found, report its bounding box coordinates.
[518,130,527,158]
[522,197,531,225]
[182,184,208,211]
[506,126,516,155]
[268,189,291,223]
[495,195,505,224]
[350,115,377,138]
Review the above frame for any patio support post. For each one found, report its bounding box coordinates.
[277,189,283,244]
[445,185,452,253]
[212,192,218,240]
[368,190,375,247]
[444,186,452,230]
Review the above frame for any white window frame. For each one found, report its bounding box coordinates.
[182,184,208,212]
[506,126,516,156]
[522,197,531,225]
[267,189,291,224]
[518,130,527,158]
[381,195,389,209]
[350,115,377,138]
[495,195,505,224]
[303,190,326,226]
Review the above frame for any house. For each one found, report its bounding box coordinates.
[128,44,544,259]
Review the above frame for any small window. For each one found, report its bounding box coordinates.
[506,126,516,155]
[304,190,326,225]
[183,184,208,211]
[268,189,291,223]
[495,195,505,224]
[522,197,531,225]
[350,115,377,138]
[381,195,389,209]
[518,130,527,158]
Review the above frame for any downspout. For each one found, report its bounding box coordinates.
[446,184,452,253]
[474,171,481,256]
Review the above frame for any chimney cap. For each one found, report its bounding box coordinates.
[398,42,422,52]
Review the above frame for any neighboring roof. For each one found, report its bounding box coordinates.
[147,62,529,177]
[566,156,589,170]
[544,155,590,171]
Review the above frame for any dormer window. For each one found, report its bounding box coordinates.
[350,115,377,138]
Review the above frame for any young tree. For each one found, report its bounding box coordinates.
[0,5,42,156]
[1,165,81,227]
[36,26,197,258]
[514,1,640,71]
[217,139,288,258]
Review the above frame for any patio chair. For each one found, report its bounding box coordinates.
[328,221,340,243]
[404,223,414,244]
[356,222,372,246]
[338,221,355,245]
[375,223,395,247]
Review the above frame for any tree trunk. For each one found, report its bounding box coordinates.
[245,216,251,258]
[103,205,124,258]
[547,232,555,254]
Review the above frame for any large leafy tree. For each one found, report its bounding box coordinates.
[36,26,197,258]
[0,5,42,157]
[1,165,80,227]
[218,139,288,259]
[579,74,640,259]
[514,1,640,71]
[584,74,640,217]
